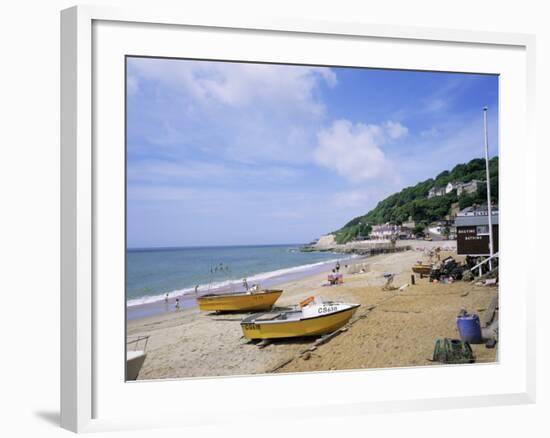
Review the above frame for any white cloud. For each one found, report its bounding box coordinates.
[130,60,336,111]
[314,119,407,183]
[385,120,409,139]
[127,58,337,164]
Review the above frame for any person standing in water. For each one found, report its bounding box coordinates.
[335,261,341,273]
[175,297,180,311]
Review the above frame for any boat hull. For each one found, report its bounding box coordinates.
[197,289,283,312]
[412,265,432,275]
[126,351,147,381]
[241,305,359,340]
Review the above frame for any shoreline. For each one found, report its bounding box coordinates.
[127,254,362,320]
[127,243,497,380]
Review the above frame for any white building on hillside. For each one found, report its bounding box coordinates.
[457,179,482,196]
[446,181,461,194]
[428,186,446,199]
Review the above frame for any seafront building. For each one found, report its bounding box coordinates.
[369,223,400,240]
[426,220,455,238]
[455,205,499,256]
[368,223,413,240]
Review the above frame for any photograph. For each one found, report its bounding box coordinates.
[125,57,499,381]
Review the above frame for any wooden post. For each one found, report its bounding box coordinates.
[411,274,415,285]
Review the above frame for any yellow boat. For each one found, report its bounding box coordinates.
[240,299,360,340]
[197,289,283,312]
[412,264,433,275]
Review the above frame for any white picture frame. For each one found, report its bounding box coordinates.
[61,5,536,433]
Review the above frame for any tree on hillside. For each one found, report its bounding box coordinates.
[332,156,499,243]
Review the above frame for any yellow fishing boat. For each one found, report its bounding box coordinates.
[197,288,283,312]
[412,264,433,275]
[240,298,360,339]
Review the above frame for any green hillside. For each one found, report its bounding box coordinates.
[333,157,499,244]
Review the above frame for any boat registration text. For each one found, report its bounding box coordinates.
[317,305,338,314]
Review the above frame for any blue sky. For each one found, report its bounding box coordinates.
[126,57,498,248]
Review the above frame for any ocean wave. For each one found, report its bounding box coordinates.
[126,255,357,307]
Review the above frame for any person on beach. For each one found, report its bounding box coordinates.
[175,297,180,311]
[335,261,340,273]
[164,293,169,303]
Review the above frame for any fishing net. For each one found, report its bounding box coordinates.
[432,338,475,364]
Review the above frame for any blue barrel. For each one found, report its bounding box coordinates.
[456,312,482,344]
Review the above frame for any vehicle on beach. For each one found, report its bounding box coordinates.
[240,296,360,340]
[197,287,283,312]
[126,335,149,381]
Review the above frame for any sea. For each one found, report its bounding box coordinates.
[126,244,353,320]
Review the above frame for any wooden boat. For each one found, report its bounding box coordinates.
[126,335,149,381]
[412,264,433,275]
[197,288,283,312]
[240,298,360,340]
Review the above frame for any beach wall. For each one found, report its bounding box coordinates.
[303,236,456,255]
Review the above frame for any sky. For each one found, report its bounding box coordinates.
[126,57,499,248]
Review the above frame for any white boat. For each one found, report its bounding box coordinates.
[126,335,149,381]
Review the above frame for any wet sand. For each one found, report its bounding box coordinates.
[127,245,498,380]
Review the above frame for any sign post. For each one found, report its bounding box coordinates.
[483,106,494,270]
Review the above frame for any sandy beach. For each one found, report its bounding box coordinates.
[127,242,498,380]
